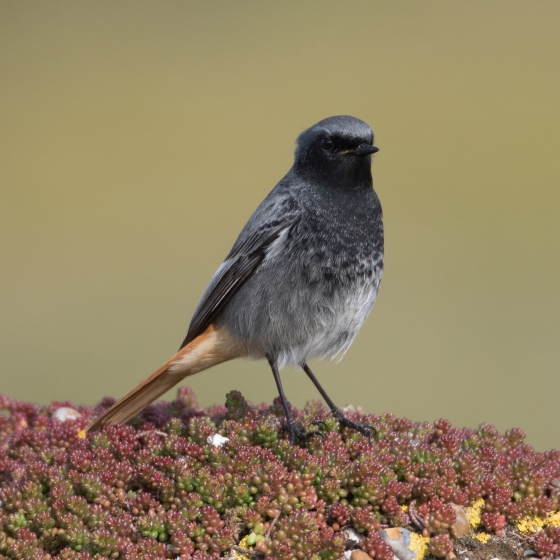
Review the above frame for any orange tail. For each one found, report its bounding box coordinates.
[87,325,244,432]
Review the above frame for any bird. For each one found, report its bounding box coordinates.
[88,115,383,443]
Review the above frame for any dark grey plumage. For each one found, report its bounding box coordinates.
[181,115,383,370]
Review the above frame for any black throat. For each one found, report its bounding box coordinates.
[293,155,373,194]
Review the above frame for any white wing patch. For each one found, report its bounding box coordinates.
[263,227,290,263]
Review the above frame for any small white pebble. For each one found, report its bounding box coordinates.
[52,407,82,422]
[207,433,230,447]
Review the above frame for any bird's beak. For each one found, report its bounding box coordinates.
[353,143,379,156]
[340,144,379,156]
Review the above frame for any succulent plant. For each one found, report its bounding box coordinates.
[0,389,559,558]
[428,533,454,558]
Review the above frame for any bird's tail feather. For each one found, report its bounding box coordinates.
[87,325,243,432]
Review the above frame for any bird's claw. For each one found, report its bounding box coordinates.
[282,421,325,445]
[331,411,376,442]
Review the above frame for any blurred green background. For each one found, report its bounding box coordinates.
[1,2,559,450]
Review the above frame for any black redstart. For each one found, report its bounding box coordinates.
[88,115,383,442]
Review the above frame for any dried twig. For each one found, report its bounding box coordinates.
[265,510,282,540]
[408,500,425,532]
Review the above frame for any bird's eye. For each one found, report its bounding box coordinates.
[321,138,334,151]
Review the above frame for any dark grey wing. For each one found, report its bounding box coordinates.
[179,188,299,349]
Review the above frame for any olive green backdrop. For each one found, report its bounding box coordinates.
[1,2,559,450]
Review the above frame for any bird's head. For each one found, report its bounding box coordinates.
[294,116,378,186]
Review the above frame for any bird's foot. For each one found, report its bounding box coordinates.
[281,420,325,445]
[310,419,328,430]
[331,410,376,441]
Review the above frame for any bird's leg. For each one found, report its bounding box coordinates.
[302,363,375,441]
[267,356,322,444]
